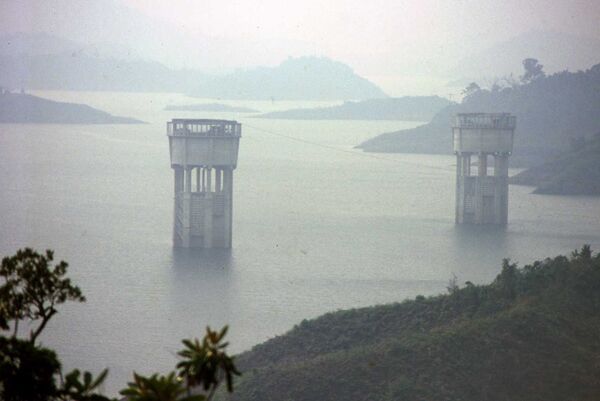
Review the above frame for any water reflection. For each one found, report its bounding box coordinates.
[167,248,237,342]
[450,224,509,282]
[171,247,236,271]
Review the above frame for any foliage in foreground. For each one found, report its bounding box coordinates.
[228,245,600,401]
[0,248,240,401]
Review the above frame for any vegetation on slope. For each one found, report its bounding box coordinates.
[0,92,143,124]
[254,96,453,121]
[228,246,600,401]
[510,133,600,195]
[357,62,600,167]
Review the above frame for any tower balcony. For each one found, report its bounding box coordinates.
[167,119,241,138]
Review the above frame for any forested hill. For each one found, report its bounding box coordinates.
[228,247,600,401]
[254,96,453,121]
[357,63,600,167]
[0,92,143,124]
[510,133,600,195]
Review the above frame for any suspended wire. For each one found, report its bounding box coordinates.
[243,122,454,173]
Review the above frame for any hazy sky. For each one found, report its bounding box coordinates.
[1,0,599,94]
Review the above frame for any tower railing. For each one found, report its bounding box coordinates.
[453,113,516,129]
[167,119,241,137]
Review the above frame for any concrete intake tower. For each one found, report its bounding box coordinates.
[167,119,241,248]
[453,113,515,225]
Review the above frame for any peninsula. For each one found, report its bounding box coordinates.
[254,96,453,121]
[0,92,143,124]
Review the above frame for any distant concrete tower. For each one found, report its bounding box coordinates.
[453,113,515,225]
[167,119,241,247]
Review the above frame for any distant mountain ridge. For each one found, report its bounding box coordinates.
[188,57,388,101]
[0,92,142,124]
[0,34,385,100]
[357,63,600,167]
[254,96,453,121]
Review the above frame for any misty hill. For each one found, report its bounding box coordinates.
[189,57,387,101]
[0,52,208,93]
[0,92,142,124]
[510,134,600,195]
[357,63,600,167]
[0,32,208,92]
[228,248,600,401]
[254,96,453,121]
[450,31,600,82]
[164,103,258,113]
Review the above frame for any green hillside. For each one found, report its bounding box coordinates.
[510,134,600,195]
[357,63,600,167]
[227,247,600,401]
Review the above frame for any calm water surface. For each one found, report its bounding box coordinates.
[1,91,599,395]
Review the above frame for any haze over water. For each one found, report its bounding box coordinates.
[1,91,599,395]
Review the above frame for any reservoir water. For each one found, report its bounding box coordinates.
[1,91,599,395]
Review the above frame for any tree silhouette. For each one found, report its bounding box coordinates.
[0,248,112,401]
[521,58,545,83]
[120,372,202,401]
[0,248,85,344]
[177,326,241,400]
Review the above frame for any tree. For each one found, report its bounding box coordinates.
[119,372,202,401]
[0,248,112,401]
[1,248,241,401]
[461,82,481,98]
[120,326,240,401]
[0,336,61,401]
[521,58,545,83]
[0,248,85,344]
[177,326,241,400]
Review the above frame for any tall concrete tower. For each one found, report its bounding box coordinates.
[453,113,515,225]
[167,119,241,248]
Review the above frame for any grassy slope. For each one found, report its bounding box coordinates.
[0,93,143,124]
[357,64,600,168]
[510,134,600,195]
[227,249,600,401]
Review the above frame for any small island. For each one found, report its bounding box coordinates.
[0,92,143,124]
[164,103,258,113]
[255,96,453,121]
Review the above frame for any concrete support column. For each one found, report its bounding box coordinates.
[203,167,213,248]
[478,153,487,177]
[493,154,509,224]
[206,167,212,193]
[174,167,184,194]
[494,155,509,177]
[185,167,192,193]
[223,168,233,248]
[462,154,471,176]
[455,154,461,224]
[216,168,222,192]
[181,167,193,247]
[196,167,201,192]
